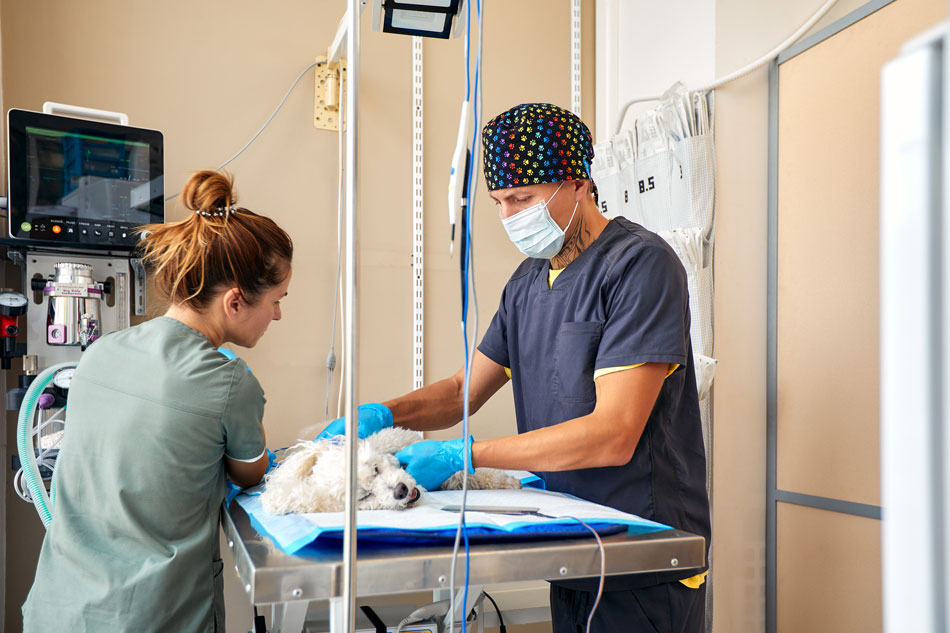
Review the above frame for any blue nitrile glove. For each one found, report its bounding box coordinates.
[395,436,475,491]
[315,403,394,440]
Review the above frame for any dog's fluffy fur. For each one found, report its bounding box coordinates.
[260,427,521,514]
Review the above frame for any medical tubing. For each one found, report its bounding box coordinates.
[457,1,485,630]
[49,461,57,507]
[165,60,320,201]
[17,361,77,528]
[36,407,66,506]
[614,0,839,134]
[448,2,480,631]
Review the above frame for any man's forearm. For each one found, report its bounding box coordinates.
[383,375,465,432]
[383,352,509,432]
[471,411,643,472]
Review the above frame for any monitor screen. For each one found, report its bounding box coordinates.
[7,109,164,249]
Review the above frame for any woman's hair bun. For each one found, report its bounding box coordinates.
[181,170,238,214]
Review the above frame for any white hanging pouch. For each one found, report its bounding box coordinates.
[590,141,623,220]
[694,354,718,400]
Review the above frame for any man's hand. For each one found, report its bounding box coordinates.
[315,403,394,440]
[395,436,474,490]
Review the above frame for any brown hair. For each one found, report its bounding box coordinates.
[137,170,293,309]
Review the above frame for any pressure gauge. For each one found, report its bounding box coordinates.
[52,367,76,390]
[0,290,27,316]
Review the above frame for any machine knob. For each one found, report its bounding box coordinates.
[30,278,46,292]
[4,324,17,336]
[37,393,55,410]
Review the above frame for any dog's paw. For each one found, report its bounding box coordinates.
[440,468,523,490]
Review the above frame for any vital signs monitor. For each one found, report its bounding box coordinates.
[6,109,164,249]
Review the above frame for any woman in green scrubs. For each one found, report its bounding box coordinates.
[22,170,293,633]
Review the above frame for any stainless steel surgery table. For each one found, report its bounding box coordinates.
[223,501,706,633]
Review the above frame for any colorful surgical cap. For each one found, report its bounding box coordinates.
[481,103,596,197]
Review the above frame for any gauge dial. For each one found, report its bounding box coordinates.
[0,291,27,308]
[52,367,76,390]
[0,290,28,317]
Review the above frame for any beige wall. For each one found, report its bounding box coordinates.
[712,0,872,631]
[713,0,950,632]
[0,1,594,632]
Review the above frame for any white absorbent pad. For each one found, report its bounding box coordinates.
[235,486,671,554]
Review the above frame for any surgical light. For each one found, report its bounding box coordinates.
[372,0,465,39]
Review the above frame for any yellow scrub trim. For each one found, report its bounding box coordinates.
[548,267,565,288]
[594,364,680,380]
[679,570,708,589]
[507,365,678,382]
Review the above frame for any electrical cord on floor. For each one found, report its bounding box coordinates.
[480,591,506,633]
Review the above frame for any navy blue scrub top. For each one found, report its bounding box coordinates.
[478,217,710,588]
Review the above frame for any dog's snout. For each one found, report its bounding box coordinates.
[394,483,409,500]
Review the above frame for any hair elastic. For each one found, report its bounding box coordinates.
[196,205,238,218]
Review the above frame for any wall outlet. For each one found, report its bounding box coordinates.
[314,55,346,132]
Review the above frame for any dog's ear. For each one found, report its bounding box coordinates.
[365,427,422,455]
[284,442,325,479]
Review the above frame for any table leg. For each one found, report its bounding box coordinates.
[269,600,309,633]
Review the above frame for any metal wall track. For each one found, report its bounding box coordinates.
[571,0,582,116]
[412,36,424,391]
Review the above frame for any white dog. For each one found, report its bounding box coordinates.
[260,427,521,514]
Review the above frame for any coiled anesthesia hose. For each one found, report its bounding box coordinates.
[17,361,77,528]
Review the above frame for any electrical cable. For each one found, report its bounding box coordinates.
[252,606,267,633]
[395,599,451,633]
[481,591,507,633]
[325,60,347,421]
[329,59,349,421]
[614,0,839,133]
[570,516,606,633]
[524,512,605,633]
[335,67,349,420]
[165,60,322,201]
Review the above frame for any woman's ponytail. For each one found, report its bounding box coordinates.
[137,171,293,309]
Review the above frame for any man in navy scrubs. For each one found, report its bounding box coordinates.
[319,103,709,632]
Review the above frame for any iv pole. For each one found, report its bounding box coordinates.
[332,0,360,631]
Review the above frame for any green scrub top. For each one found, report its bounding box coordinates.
[22,316,266,633]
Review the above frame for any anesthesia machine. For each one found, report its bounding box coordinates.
[3,103,163,525]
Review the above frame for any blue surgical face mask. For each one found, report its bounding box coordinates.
[500,182,579,259]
